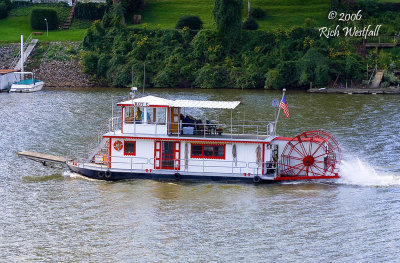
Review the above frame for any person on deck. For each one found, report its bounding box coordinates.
[135,108,142,123]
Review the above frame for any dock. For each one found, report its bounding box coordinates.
[307,86,400,95]
[17,150,67,166]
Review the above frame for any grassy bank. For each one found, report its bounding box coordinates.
[1,0,332,42]
[0,4,90,42]
[134,0,330,29]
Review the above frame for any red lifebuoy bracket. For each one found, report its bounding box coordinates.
[113,140,123,151]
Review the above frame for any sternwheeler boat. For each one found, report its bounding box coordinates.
[65,89,342,183]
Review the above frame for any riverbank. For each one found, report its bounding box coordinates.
[308,86,400,94]
[0,42,97,87]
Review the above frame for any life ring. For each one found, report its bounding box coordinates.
[105,170,112,178]
[113,140,123,151]
[253,175,261,183]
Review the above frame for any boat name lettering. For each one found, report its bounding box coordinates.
[132,102,149,107]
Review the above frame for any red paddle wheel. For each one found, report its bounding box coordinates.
[276,130,341,180]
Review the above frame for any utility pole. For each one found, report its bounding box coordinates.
[248,1,251,18]
[44,18,48,37]
[20,35,24,72]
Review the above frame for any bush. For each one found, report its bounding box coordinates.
[0,3,7,19]
[250,7,265,19]
[81,52,99,75]
[176,15,203,30]
[242,17,258,30]
[75,3,106,20]
[31,9,59,30]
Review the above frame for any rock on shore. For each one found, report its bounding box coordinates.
[31,59,95,87]
[1,42,99,87]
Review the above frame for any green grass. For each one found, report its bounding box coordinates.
[133,0,330,30]
[2,0,396,42]
[0,4,89,43]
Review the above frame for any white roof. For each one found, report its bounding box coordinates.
[118,95,171,106]
[118,95,240,109]
[171,100,240,109]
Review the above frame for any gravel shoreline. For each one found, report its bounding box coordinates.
[0,42,99,88]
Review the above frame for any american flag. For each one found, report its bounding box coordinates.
[280,94,289,118]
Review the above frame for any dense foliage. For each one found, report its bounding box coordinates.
[0,0,11,19]
[120,0,143,20]
[176,15,203,30]
[242,17,258,30]
[82,16,379,90]
[213,0,242,40]
[250,7,265,19]
[30,9,58,30]
[74,3,106,20]
[79,0,400,90]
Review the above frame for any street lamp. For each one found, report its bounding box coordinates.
[44,18,48,37]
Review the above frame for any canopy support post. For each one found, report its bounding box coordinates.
[231,109,233,138]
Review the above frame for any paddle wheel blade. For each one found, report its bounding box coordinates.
[276,130,341,180]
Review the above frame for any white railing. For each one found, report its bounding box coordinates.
[11,33,33,69]
[120,119,275,139]
[68,154,277,177]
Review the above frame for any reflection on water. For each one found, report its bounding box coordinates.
[1,87,400,261]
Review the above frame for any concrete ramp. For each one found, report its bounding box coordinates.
[18,150,66,165]
[14,39,39,70]
[370,70,384,89]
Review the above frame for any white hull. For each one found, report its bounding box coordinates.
[9,82,44,93]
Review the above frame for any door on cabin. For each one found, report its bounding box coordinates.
[154,141,180,170]
[170,107,180,134]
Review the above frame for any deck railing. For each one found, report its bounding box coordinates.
[118,119,275,139]
[68,154,277,177]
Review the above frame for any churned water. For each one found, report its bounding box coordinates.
[1,88,399,262]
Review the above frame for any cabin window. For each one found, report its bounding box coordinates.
[191,144,225,159]
[124,141,136,156]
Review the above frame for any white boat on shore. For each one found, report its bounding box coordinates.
[9,72,44,93]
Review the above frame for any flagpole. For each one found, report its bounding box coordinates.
[273,88,286,136]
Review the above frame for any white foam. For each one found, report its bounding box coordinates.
[62,170,100,181]
[338,158,400,187]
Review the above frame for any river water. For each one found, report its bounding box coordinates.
[1,88,399,262]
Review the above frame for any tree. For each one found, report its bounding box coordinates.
[213,0,242,39]
[120,0,143,19]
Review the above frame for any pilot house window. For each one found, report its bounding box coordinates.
[124,141,136,155]
[191,144,225,159]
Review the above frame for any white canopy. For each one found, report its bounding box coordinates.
[118,95,240,110]
[117,95,171,107]
[171,100,240,109]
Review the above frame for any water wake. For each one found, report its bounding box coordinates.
[63,170,101,181]
[338,158,400,187]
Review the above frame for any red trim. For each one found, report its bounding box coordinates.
[154,141,161,169]
[108,139,112,169]
[190,144,226,159]
[103,135,270,145]
[121,107,124,133]
[123,141,136,156]
[166,107,170,135]
[174,142,181,170]
[272,137,293,141]
[117,104,169,108]
[262,144,265,175]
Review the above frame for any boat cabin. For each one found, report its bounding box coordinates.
[89,95,279,178]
